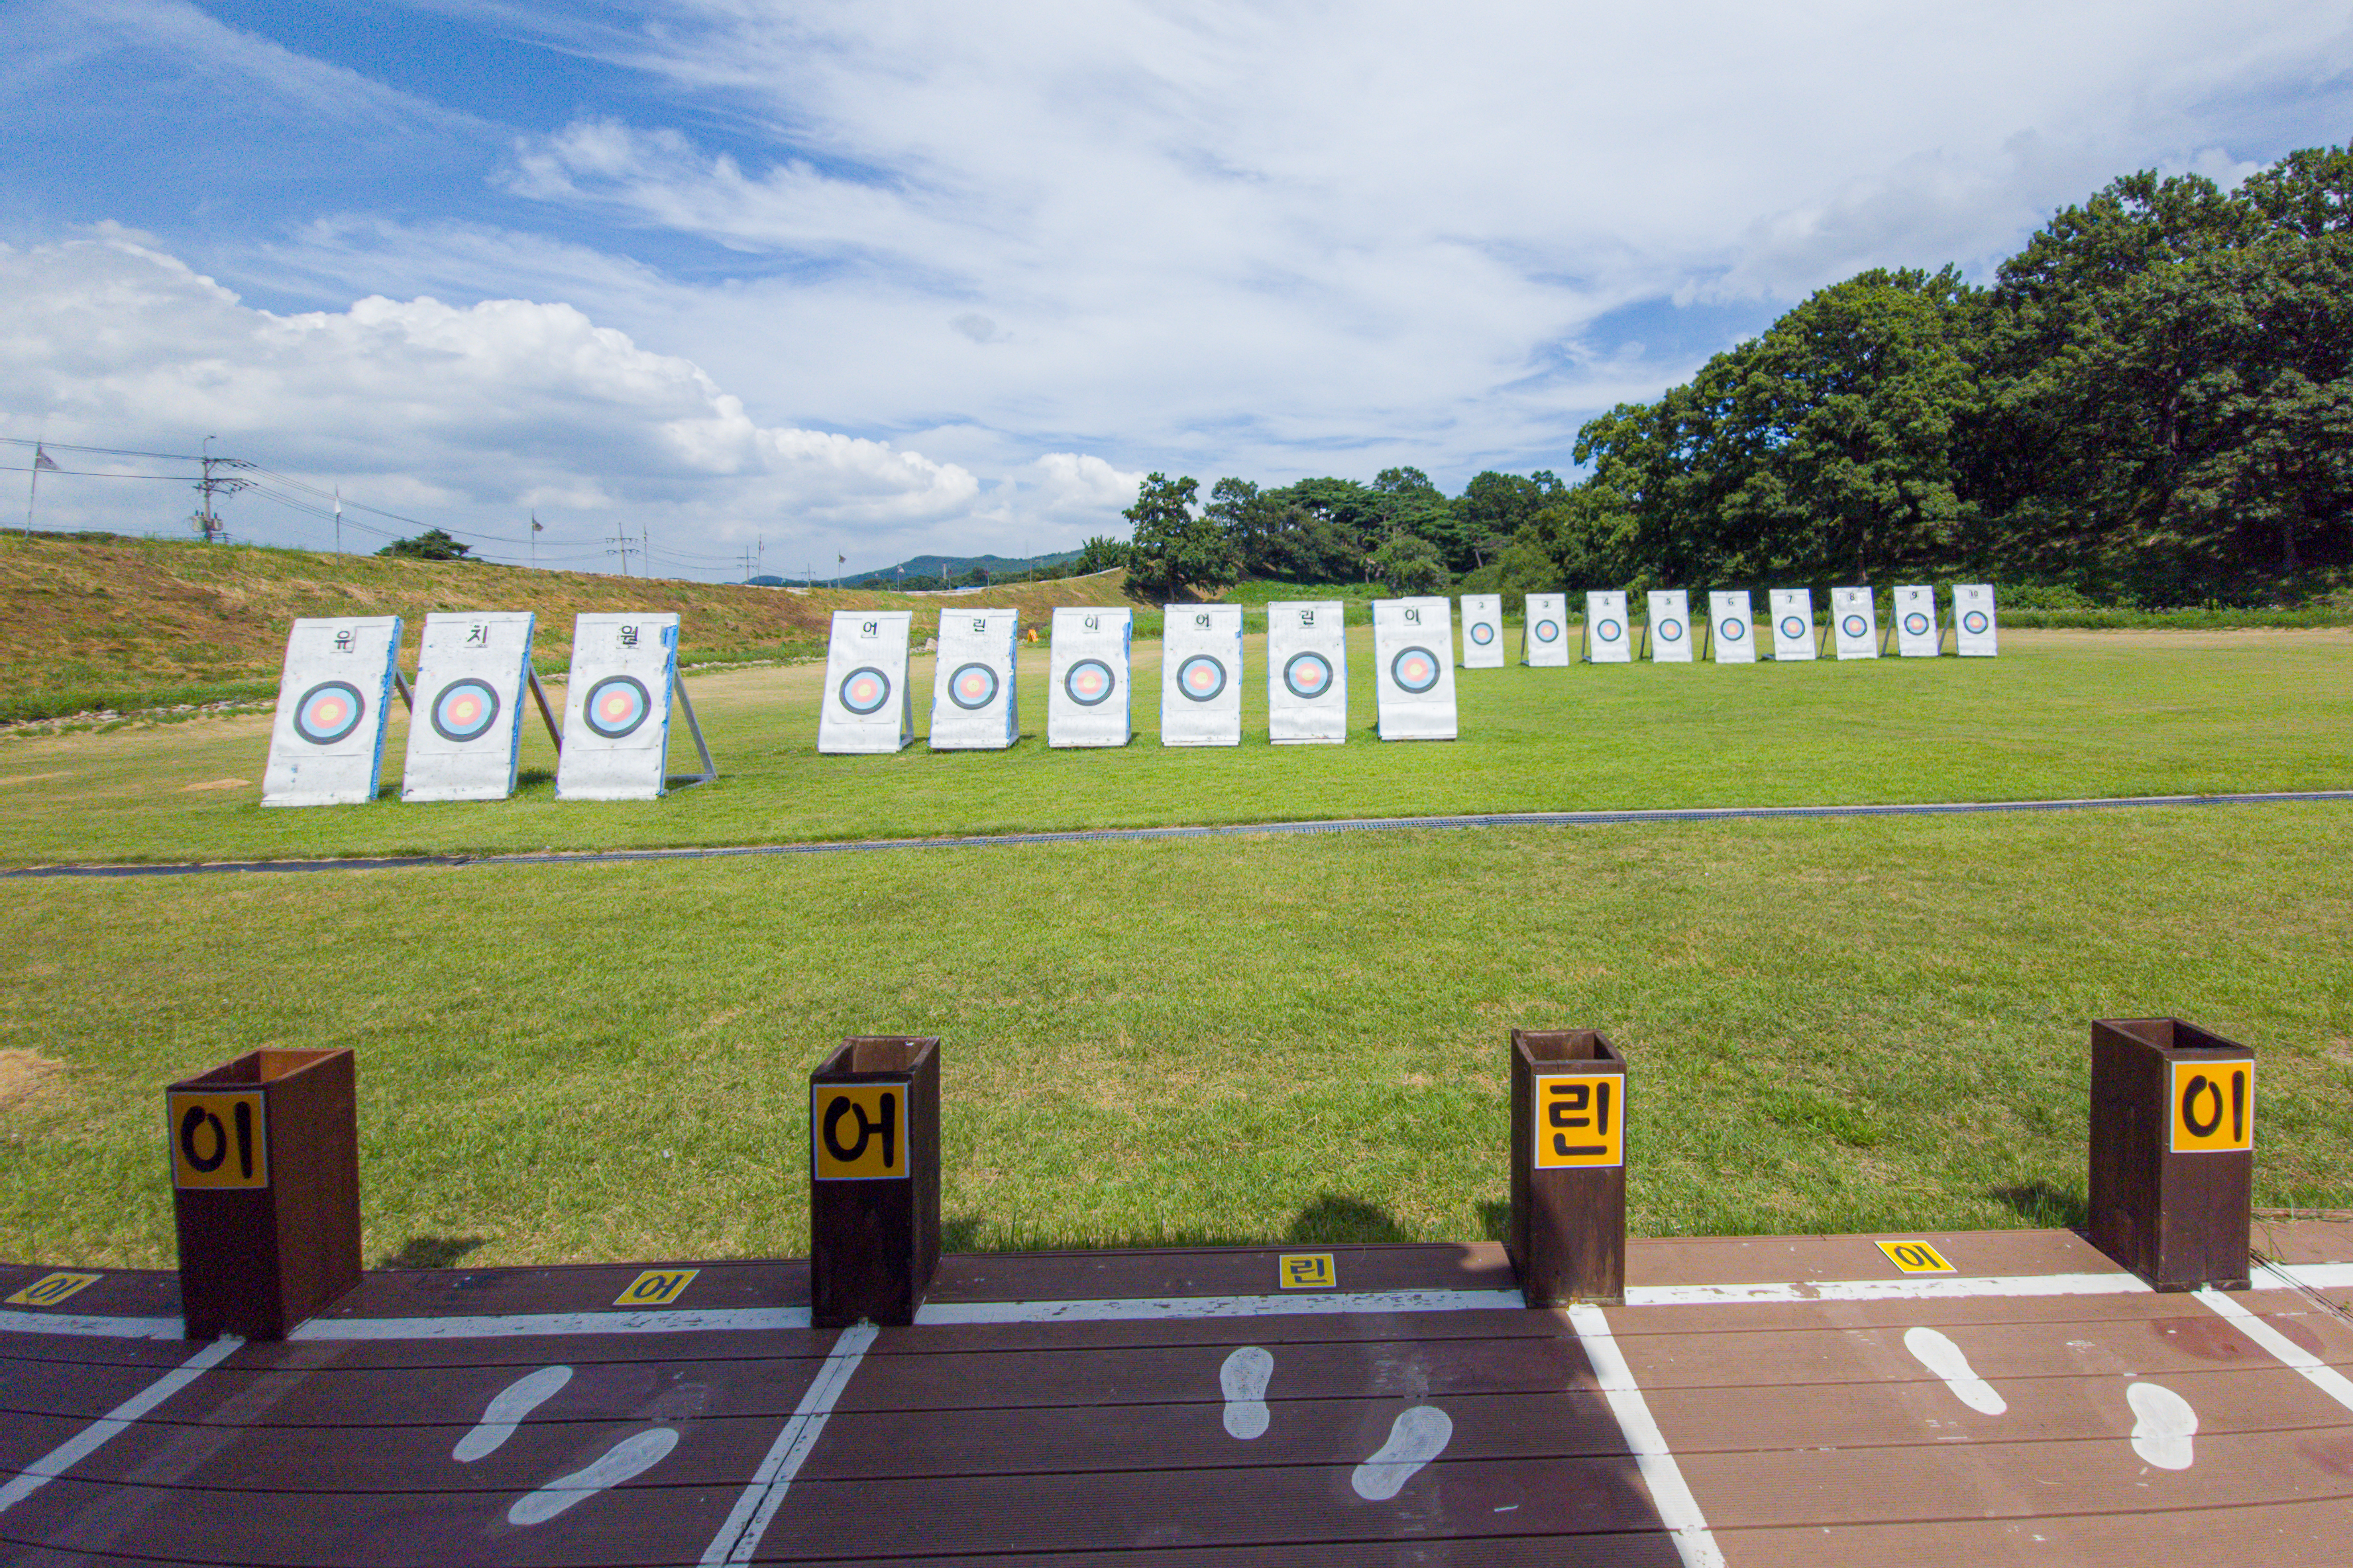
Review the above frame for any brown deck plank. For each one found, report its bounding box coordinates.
[221,1325,836,1373]
[926,1241,1516,1302]
[881,1305,1558,1356]
[0,1355,195,1421]
[2254,1217,2353,1267]
[0,1332,201,1371]
[0,1265,180,1320]
[310,1258,811,1321]
[1716,1496,2353,1568]
[1621,1228,2124,1287]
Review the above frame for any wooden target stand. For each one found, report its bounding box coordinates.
[0,1019,2342,1567]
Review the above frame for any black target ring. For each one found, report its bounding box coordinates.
[1658,619,1684,641]
[292,680,366,747]
[1065,658,1116,706]
[1283,651,1334,699]
[1176,654,1228,702]
[1596,619,1623,643]
[1533,619,1560,643]
[428,678,501,744]
[947,662,999,710]
[1721,617,1746,641]
[1841,614,1868,639]
[1470,621,1496,646]
[1963,610,1990,634]
[838,666,892,715]
[582,674,652,739]
[1904,611,1931,635]
[1391,645,1441,694]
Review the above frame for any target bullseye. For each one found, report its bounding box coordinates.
[1470,621,1495,646]
[1596,619,1623,643]
[1066,658,1115,706]
[427,678,501,744]
[1963,610,1990,634]
[1904,611,1930,635]
[947,662,999,710]
[1658,619,1684,641]
[1176,654,1228,702]
[1533,619,1560,643]
[1841,614,1869,639]
[292,681,365,747]
[1283,651,1334,699]
[1391,646,1441,694]
[582,674,652,740]
[1780,615,1806,641]
[1721,617,1746,641]
[838,666,892,715]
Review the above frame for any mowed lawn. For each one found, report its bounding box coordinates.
[1,803,2347,1272]
[0,627,2347,866]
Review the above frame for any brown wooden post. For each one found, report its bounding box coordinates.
[1508,1028,1626,1307]
[2087,1018,2254,1291]
[168,1047,361,1340]
[810,1036,940,1328]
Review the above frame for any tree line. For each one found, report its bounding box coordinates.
[1109,144,2353,607]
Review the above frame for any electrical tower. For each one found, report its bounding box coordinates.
[191,438,250,544]
[606,531,638,575]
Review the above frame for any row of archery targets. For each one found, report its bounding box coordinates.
[820,582,2002,753]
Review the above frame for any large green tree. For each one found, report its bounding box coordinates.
[1122,472,1233,601]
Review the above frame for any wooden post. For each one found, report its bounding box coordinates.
[168,1048,361,1341]
[1509,1028,1626,1307]
[2087,1018,2254,1291]
[810,1035,941,1328]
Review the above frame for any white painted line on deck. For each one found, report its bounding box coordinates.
[0,1335,241,1515]
[914,1288,1525,1325]
[700,1322,876,1565]
[1568,1304,1724,1568]
[2259,1260,2353,1292]
[290,1306,813,1341]
[1623,1271,2152,1307]
[2194,1287,2353,1414]
[0,1309,182,1340]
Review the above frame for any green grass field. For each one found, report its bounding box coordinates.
[1,629,2346,1273]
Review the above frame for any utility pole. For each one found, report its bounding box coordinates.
[606,531,637,576]
[333,485,343,553]
[192,436,249,544]
[23,442,57,541]
[530,511,543,569]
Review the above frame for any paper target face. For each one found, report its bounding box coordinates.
[292,681,366,747]
[838,666,893,715]
[1596,619,1623,643]
[1841,614,1869,639]
[1283,651,1335,700]
[1779,615,1807,641]
[1066,658,1117,706]
[1175,654,1228,702]
[1533,619,1561,644]
[1963,610,1990,635]
[1469,621,1496,647]
[1904,611,1930,636]
[1657,619,1684,642]
[946,662,999,710]
[426,678,502,745]
[582,674,652,739]
[1720,617,1747,641]
[1391,646,1442,694]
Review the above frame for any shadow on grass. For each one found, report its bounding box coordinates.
[378,1235,491,1269]
[1476,1199,1511,1243]
[942,1192,1419,1251]
[1988,1180,2088,1229]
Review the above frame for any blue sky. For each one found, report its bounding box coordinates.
[3,1,2350,579]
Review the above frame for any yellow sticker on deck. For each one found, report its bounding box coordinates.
[5,1271,102,1308]
[1533,1073,1623,1168]
[1877,1240,1955,1275]
[615,1269,698,1307]
[811,1082,908,1180]
[1278,1253,1335,1290]
[2171,1059,2254,1153]
[169,1090,268,1189]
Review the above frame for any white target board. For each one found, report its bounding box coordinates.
[1647,590,1693,663]
[1373,597,1457,741]
[1769,588,1818,661]
[818,611,914,755]
[1708,590,1756,664]
[929,608,1019,750]
[402,611,535,802]
[1267,600,1348,743]
[1161,603,1244,747]
[1892,585,1941,656]
[1521,594,1569,666]
[1048,607,1132,747]
[1584,590,1632,664]
[1953,583,2000,656]
[1829,586,1880,660]
[555,613,679,801]
[262,617,404,808]
[1458,594,1505,667]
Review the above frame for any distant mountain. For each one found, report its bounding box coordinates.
[786,549,1083,588]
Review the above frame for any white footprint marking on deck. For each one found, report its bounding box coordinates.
[1904,1326,2006,1415]
[508,1426,679,1526]
[2126,1381,2198,1470]
[455,1365,575,1463]
[1351,1406,1452,1501]
[1220,1346,1274,1439]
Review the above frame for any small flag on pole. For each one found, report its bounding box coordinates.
[32,446,58,471]
[532,514,544,533]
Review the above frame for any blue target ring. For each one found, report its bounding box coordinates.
[1841,614,1869,639]
[1066,658,1116,706]
[1533,619,1560,643]
[1963,610,1990,634]
[1176,654,1227,702]
[1391,646,1441,694]
[839,666,892,715]
[1904,611,1931,635]
[1721,616,1747,641]
[1597,619,1623,643]
[1283,651,1334,699]
[1779,615,1807,641]
[582,674,651,739]
[428,678,500,744]
[947,662,999,710]
[1470,621,1495,646]
[292,680,365,747]
[1658,619,1684,642]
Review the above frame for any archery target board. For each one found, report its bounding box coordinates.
[1048,607,1132,747]
[1708,590,1755,664]
[1521,593,1569,666]
[555,612,679,800]
[1459,594,1505,668]
[1161,603,1243,747]
[1892,584,1942,656]
[1267,600,1349,743]
[818,611,914,754]
[1647,590,1693,664]
[402,611,536,802]
[1830,586,1880,660]
[1584,590,1631,664]
[1953,582,1999,656]
[928,608,1020,750]
[1769,588,1818,660]
[261,617,404,807]
[1372,597,1457,740]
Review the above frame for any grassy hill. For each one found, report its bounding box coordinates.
[0,533,1142,722]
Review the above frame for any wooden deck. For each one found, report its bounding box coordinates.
[3,1224,2350,1566]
